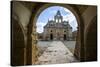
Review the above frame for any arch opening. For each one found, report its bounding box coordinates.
[32,5,81,64]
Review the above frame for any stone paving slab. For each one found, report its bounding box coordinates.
[35,41,78,65]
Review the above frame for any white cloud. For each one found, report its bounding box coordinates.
[63,8,78,31]
[63,8,71,14]
[36,22,47,33]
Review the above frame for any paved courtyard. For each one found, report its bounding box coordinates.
[63,41,76,53]
[35,41,78,65]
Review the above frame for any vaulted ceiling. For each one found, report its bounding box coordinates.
[17,1,89,14]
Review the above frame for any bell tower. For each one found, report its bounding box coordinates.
[54,10,63,23]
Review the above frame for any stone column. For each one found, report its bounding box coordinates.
[32,26,38,64]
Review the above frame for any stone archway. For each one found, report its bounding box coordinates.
[11,1,97,65]
[33,4,84,61]
[27,3,84,64]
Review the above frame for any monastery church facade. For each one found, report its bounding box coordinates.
[39,10,74,41]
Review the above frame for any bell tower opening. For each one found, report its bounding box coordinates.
[54,10,63,23]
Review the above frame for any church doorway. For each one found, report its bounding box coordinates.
[64,34,66,40]
[50,34,53,40]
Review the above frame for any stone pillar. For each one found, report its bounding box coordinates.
[32,26,38,64]
[74,28,81,61]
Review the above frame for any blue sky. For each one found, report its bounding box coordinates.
[36,6,78,33]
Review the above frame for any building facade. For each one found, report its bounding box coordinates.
[41,10,73,41]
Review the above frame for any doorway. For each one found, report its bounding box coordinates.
[50,34,53,40]
[64,34,66,40]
